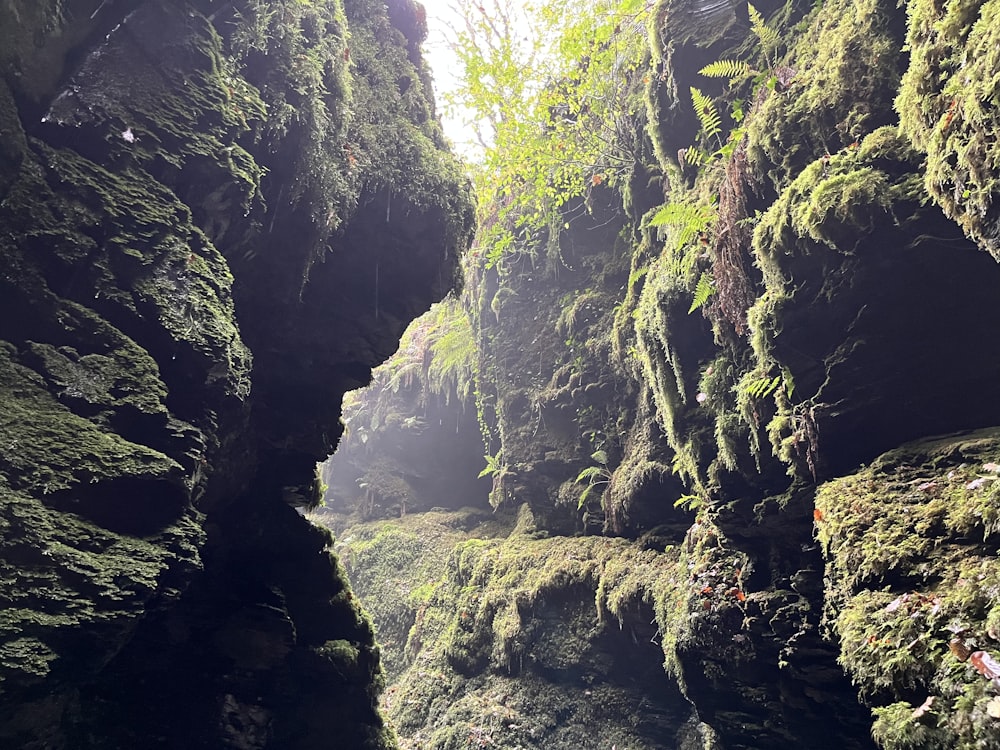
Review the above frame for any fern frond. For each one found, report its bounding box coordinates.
[748,3,781,54]
[590,449,609,465]
[698,59,755,81]
[387,360,422,393]
[678,146,710,171]
[673,493,703,511]
[744,374,781,399]
[648,202,715,248]
[688,271,715,313]
[575,465,607,484]
[690,87,722,145]
[627,264,649,287]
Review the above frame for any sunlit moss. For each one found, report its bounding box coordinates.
[745,0,903,189]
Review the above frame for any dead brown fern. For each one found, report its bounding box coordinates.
[706,142,758,336]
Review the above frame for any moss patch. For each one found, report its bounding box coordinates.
[817,429,1000,748]
[897,0,1000,259]
[746,0,904,190]
[322,505,720,748]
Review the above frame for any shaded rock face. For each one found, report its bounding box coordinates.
[0,0,472,748]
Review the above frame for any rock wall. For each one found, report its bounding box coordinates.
[0,0,472,747]
[321,0,1000,748]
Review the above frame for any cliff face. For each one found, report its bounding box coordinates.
[0,1,472,747]
[320,0,1000,748]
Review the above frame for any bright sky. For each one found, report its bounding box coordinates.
[419,0,481,158]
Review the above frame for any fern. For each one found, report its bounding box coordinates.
[688,271,715,314]
[690,87,722,146]
[427,310,477,402]
[575,466,607,484]
[478,451,504,479]
[627,264,649,287]
[673,493,703,511]
[748,3,780,57]
[744,374,781,399]
[648,202,715,249]
[575,458,612,509]
[698,59,755,81]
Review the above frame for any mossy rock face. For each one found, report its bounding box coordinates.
[645,0,796,173]
[897,0,1000,260]
[748,127,1000,479]
[0,0,471,746]
[746,0,905,191]
[817,429,1000,749]
[464,193,642,533]
[325,507,704,750]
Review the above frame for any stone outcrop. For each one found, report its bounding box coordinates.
[0,1,472,747]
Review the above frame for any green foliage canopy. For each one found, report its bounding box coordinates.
[444,0,651,271]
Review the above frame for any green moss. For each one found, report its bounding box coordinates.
[344,0,474,258]
[871,702,947,750]
[746,0,903,189]
[817,429,1000,748]
[896,0,1000,259]
[323,506,733,747]
[227,0,354,239]
[0,474,204,685]
[0,342,181,495]
[6,139,253,400]
[753,128,922,263]
[744,127,926,476]
[632,245,715,490]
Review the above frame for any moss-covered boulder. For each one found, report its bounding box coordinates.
[818,429,1000,749]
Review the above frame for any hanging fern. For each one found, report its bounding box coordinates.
[698,59,755,81]
[688,271,715,313]
[744,374,781,399]
[748,3,781,57]
[690,87,722,146]
[648,202,715,250]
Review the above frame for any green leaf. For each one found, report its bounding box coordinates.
[590,449,609,465]
[478,451,503,479]
[648,202,715,250]
[690,87,722,145]
[575,465,607,484]
[688,271,715,313]
[744,375,781,399]
[748,3,781,54]
[698,59,755,81]
[673,493,703,511]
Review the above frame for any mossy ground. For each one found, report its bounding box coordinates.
[320,504,775,749]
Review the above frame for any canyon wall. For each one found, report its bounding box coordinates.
[0,0,472,747]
